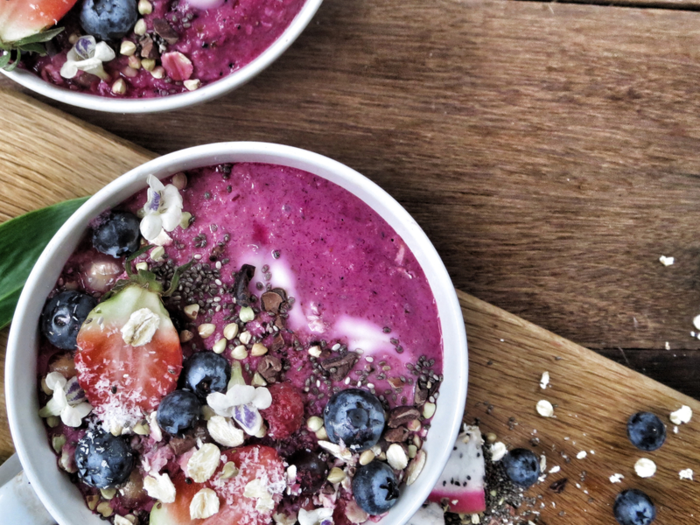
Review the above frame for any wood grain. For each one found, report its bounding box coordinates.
[460,290,700,524]
[0,90,154,222]
[3,0,700,395]
[0,90,698,523]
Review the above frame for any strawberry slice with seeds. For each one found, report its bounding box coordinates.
[150,445,286,525]
[0,0,77,69]
[75,284,182,433]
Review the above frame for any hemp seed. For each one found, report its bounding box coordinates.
[134,19,147,35]
[327,467,345,484]
[239,306,255,323]
[306,416,323,432]
[151,66,166,79]
[198,323,216,338]
[232,345,248,360]
[251,343,268,357]
[359,450,375,465]
[112,79,127,95]
[223,323,239,340]
[184,79,201,91]
[138,0,153,15]
[120,40,137,56]
[184,304,200,319]
[213,338,227,354]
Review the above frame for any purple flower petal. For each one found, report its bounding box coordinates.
[233,404,262,435]
[65,376,86,406]
[149,192,161,211]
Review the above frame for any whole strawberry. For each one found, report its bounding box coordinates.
[75,251,187,433]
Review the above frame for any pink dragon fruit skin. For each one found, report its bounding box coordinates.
[428,425,486,514]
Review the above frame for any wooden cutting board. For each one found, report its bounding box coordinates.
[0,88,698,524]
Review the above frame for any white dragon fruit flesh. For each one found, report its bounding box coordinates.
[407,502,445,525]
[428,425,486,514]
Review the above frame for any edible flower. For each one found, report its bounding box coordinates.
[207,384,271,436]
[140,175,184,245]
[39,372,92,427]
[60,36,115,81]
[298,507,334,525]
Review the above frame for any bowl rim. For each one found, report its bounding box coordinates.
[6,142,468,525]
[0,0,323,114]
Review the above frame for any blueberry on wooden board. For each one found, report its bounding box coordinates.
[627,412,666,451]
[502,448,540,487]
[614,489,656,525]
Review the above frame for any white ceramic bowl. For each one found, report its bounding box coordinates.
[6,142,468,525]
[1,1,322,113]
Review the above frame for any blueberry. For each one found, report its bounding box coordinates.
[41,291,97,350]
[80,0,138,42]
[288,450,328,494]
[614,489,656,525]
[502,448,540,487]
[323,389,385,451]
[92,210,141,258]
[627,412,666,451]
[352,461,400,515]
[182,352,231,399]
[156,390,201,435]
[75,428,135,488]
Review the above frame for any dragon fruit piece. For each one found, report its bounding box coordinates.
[407,502,445,525]
[428,425,486,514]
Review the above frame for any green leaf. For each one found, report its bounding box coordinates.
[13,27,64,46]
[0,52,11,69]
[0,197,89,330]
[18,43,47,55]
[2,51,18,72]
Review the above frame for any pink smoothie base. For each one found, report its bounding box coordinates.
[6,143,468,525]
[26,0,305,99]
[37,161,443,521]
[1,2,323,112]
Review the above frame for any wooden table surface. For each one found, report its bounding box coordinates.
[3,0,700,401]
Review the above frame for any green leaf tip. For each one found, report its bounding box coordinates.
[0,196,89,330]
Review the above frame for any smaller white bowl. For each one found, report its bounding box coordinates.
[1,0,323,113]
[6,142,468,525]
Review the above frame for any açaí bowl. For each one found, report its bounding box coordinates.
[0,0,322,114]
[5,142,468,525]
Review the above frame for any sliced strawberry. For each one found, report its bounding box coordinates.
[75,284,182,432]
[0,0,77,43]
[150,445,286,525]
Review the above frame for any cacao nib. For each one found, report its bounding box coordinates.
[384,427,409,442]
[233,264,256,306]
[261,290,285,314]
[270,333,285,352]
[549,478,568,493]
[387,406,420,428]
[153,19,180,45]
[139,36,159,59]
[320,352,359,381]
[257,355,283,384]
